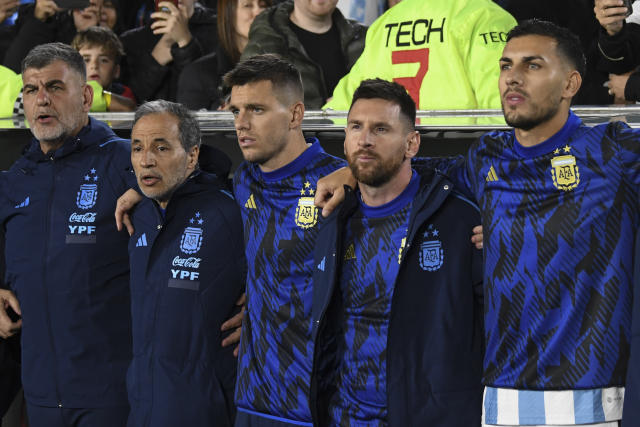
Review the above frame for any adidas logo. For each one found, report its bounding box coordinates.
[245,194,257,209]
[486,166,499,182]
[344,243,356,260]
[317,256,325,272]
[136,233,148,247]
[14,196,29,209]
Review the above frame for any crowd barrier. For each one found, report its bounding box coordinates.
[2,106,640,172]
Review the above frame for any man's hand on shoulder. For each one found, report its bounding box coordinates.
[115,189,143,236]
[314,167,356,217]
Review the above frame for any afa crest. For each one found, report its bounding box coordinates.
[419,225,443,271]
[550,147,580,191]
[295,181,318,229]
[180,212,204,254]
[76,168,99,209]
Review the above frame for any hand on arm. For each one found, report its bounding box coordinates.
[314,167,357,218]
[115,188,143,236]
[471,225,483,250]
[595,0,628,36]
[608,71,634,101]
[0,289,21,339]
[221,293,246,357]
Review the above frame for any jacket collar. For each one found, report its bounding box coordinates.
[335,167,453,248]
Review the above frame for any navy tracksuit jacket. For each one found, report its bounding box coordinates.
[0,117,134,409]
[127,171,245,427]
[310,169,485,426]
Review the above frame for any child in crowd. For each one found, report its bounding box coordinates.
[71,25,136,111]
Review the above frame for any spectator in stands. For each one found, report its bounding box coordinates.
[325,0,516,111]
[594,0,640,103]
[0,0,20,60]
[240,0,367,109]
[100,0,124,33]
[120,0,216,102]
[3,0,104,72]
[71,26,136,111]
[177,0,270,110]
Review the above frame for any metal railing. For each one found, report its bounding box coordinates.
[4,106,640,131]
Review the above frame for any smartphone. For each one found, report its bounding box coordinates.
[155,0,178,12]
[623,0,634,17]
[53,0,90,10]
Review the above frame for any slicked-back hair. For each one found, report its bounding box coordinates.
[22,42,87,80]
[350,78,416,131]
[223,54,304,104]
[71,26,126,64]
[133,100,201,151]
[507,19,587,78]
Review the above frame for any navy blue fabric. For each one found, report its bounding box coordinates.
[26,403,129,427]
[310,170,484,426]
[0,117,135,408]
[127,171,245,427]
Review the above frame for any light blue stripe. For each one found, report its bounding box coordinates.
[236,408,313,426]
[518,390,545,424]
[484,387,498,424]
[574,389,605,424]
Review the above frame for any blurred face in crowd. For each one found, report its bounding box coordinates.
[73,0,103,32]
[344,98,417,187]
[499,34,574,131]
[79,44,119,89]
[131,112,199,208]
[229,80,301,172]
[294,0,337,19]
[235,0,267,43]
[22,60,92,152]
[100,0,117,29]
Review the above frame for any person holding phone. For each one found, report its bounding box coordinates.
[594,0,640,103]
[2,0,103,72]
[119,0,216,102]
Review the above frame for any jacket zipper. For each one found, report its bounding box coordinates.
[43,154,64,408]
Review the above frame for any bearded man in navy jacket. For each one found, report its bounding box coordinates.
[310,79,484,427]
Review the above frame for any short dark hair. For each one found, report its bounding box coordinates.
[507,19,586,78]
[133,100,201,151]
[22,42,87,80]
[223,54,304,104]
[71,26,125,64]
[350,78,416,130]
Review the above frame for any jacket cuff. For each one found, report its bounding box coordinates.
[624,71,640,102]
[170,37,202,69]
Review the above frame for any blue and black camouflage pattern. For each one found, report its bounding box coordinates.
[328,174,417,426]
[457,111,640,390]
[232,140,345,422]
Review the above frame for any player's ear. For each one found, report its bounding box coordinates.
[187,144,200,170]
[290,101,305,129]
[405,130,420,159]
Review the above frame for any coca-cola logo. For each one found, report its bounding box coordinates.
[172,256,201,269]
[69,212,97,223]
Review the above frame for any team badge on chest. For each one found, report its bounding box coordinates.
[76,168,99,209]
[180,212,204,254]
[419,224,443,271]
[295,181,318,229]
[550,145,580,191]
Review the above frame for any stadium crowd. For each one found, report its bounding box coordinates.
[2,0,640,427]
